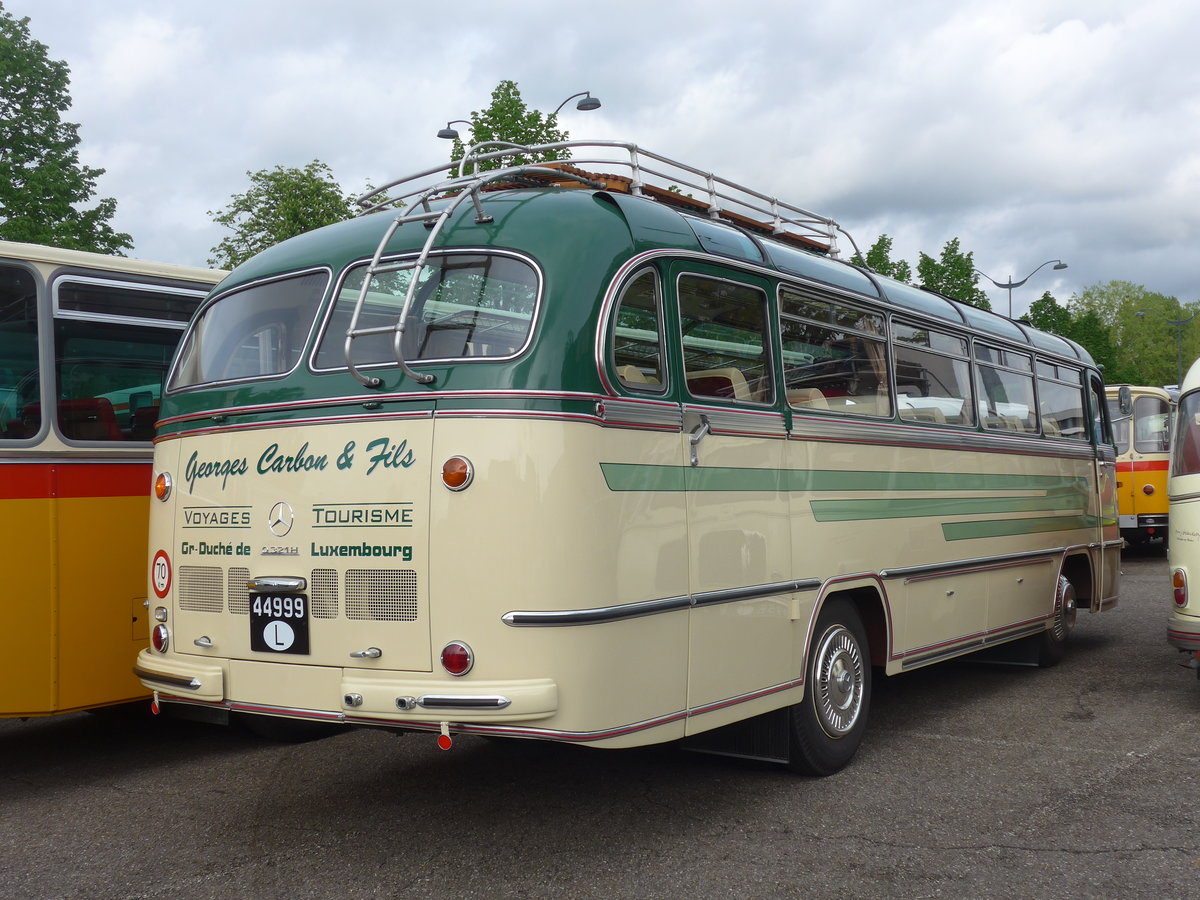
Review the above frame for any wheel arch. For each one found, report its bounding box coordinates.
[812,579,891,669]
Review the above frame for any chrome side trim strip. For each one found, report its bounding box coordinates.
[417,695,513,710]
[503,578,821,626]
[692,578,822,608]
[880,547,1067,580]
[133,666,201,690]
[503,595,691,627]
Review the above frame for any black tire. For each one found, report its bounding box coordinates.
[1029,576,1077,668]
[788,598,871,776]
[233,712,347,743]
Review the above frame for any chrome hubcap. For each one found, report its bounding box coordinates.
[814,624,865,738]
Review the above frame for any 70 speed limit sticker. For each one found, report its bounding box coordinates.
[152,550,172,599]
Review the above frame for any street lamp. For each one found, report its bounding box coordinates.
[552,91,602,116]
[437,119,472,140]
[1135,309,1198,387]
[976,259,1068,318]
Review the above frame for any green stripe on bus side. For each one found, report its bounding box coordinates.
[942,514,1100,541]
[810,492,1084,523]
[599,463,1084,494]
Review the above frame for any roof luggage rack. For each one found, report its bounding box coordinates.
[343,141,854,388]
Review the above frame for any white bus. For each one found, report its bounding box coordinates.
[1167,360,1200,677]
[135,142,1120,774]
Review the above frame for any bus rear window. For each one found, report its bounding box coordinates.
[314,252,539,370]
[169,271,328,390]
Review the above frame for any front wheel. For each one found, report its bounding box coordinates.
[788,598,871,776]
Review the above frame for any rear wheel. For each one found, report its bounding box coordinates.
[788,599,871,776]
[1030,576,1077,668]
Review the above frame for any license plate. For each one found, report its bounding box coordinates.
[249,594,310,655]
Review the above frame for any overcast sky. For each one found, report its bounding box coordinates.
[7,0,1199,318]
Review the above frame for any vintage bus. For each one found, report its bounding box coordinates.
[1106,384,1172,548]
[1,240,222,717]
[1167,360,1200,678]
[134,142,1119,774]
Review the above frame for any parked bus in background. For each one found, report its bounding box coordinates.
[1106,384,1172,549]
[1,241,222,717]
[134,142,1120,775]
[1167,360,1200,678]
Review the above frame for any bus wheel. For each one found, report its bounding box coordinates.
[1031,576,1077,668]
[788,599,871,776]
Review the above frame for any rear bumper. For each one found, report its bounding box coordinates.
[134,650,558,726]
[1167,612,1200,652]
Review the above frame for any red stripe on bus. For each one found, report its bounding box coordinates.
[0,462,151,500]
[1115,459,1170,473]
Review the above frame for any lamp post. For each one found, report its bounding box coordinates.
[975,259,1068,318]
[436,119,472,141]
[437,92,601,141]
[1135,309,1197,387]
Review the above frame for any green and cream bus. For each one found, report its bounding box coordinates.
[134,141,1120,774]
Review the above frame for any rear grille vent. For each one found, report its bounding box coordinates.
[178,566,224,613]
[310,568,339,619]
[176,566,419,622]
[227,567,250,615]
[345,569,419,621]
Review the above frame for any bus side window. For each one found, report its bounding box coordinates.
[678,274,773,405]
[611,269,665,393]
[778,288,890,417]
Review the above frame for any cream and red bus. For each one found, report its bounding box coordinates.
[1106,384,1172,549]
[134,142,1120,774]
[1,240,222,717]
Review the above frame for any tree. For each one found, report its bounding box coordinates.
[448,80,570,174]
[916,238,990,309]
[208,160,355,268]
[1024,291,1072,336]
[0,3,131,253]
[851,234,912,283]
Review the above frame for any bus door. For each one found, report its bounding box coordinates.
[672,269,798,727]
[1089,374,1121,609]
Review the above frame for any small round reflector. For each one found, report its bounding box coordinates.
[154,472,172,501]
[442,456,474,491]
[437,734,454,751]
[441,641,473,676]
[151,624,170,653]
[1143,484,1155,495]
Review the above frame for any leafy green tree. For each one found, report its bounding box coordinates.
[0,3,131,253]
[448,80,570,173]
[1065,308,1123,381]
[916,238,990,309]
[1023,291,1072,335]
[851,234,912,283]
[208,160,355,268]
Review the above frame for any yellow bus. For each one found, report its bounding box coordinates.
[1106,384,1172,548]
[1167,361,1200,677]
[134,142,1120,774]
[1,241,222,717]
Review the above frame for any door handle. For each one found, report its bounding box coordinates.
[689,416,711,467]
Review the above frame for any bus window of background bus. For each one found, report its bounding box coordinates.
[0,265,40,440]
[677,275,773,404]
[779,289,891,417]
[54,319,182,442]
[1173,392,1200,474]
[313,252,539,370]
[975,344,1036,433]
[611,269,665,392]
[1036,362,1087,440]
[892,322,974,426]
[1134,394,1171,453]
[170,271,328,389]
